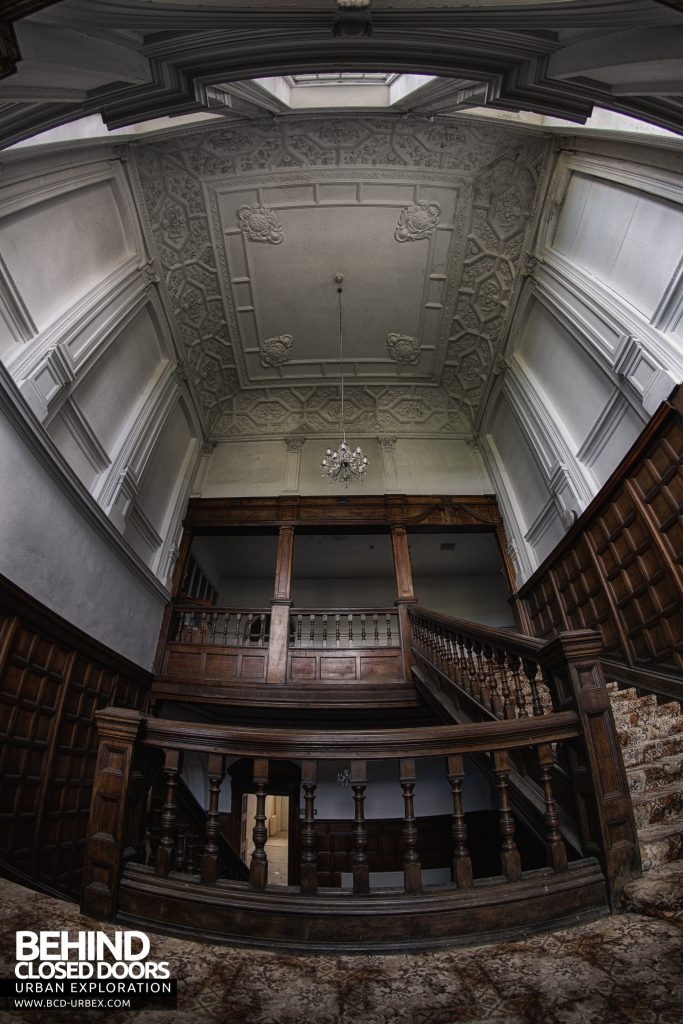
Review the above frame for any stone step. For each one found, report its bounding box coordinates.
[638,817,683,872]
[627,754,683,795]
[632,783,683,830]
[621,730,683,769]
[618,715,683,747]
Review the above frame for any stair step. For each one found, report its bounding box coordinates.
[632,783,683,830]
[622,860,683,917]
[638,816,683,872]
[613,701,681,732]
[622,730,683,768]
[611,693,658,717]
[618,716,683,747]
[607,686,640,701]
[627,754,683,795]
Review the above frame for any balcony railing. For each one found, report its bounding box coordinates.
[83,607,641,951]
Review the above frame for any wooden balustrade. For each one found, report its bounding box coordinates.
[171,606,270,647]
[290,608,399,648]
[408,605,641,910]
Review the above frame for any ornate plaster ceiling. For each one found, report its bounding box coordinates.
[132,113,550,440]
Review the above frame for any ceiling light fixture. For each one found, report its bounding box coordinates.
[321,276,369,486]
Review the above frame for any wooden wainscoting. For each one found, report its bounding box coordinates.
[0,575,152,900]
[518,386,683,693]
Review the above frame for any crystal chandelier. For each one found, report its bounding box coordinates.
[321,276,369,485]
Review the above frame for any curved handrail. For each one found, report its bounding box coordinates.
[139,709,580,759]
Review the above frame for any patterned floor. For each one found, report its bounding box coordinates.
[1,872,682,1024]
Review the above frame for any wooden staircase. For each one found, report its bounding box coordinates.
[607,683,683,871]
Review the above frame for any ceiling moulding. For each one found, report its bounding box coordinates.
[1,2,682,147]
[128,112,550,442]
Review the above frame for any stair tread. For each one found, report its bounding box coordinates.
[632,781,683,805]
[636,815,683,840]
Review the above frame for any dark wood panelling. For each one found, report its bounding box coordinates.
[0,575,152,900]
[288,648,402,682]
[519,388,683,681]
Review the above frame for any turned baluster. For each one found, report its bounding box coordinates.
[495,646,515,719]
[493,750,522,882]
[483,643,503,715]
[201,753,225,884]
[461,638,478,700]
[537,743,568,872]
[296,614,302,644]
[373,614,379,642]
[186,832,198,874]
[175,825,187,873]
[310,614,316,643]
[386,613,392,645]
[472,641,491,707]
[156,748,183,877]
[258,614,267,645]
[507,653,528,717]
[400,758,422,893]
[245,613,254,644]
[322,613,328,643]
[222,612,230,646]
[234,612,242,645]
[446,754,473,887]
[300,760,318,894]
[351,760,369,895]
[249,758,269,890]
[209,612,217,644]
[348,613,353,643]
[523,658,544,717]
[361,613,366,641]
[334,613,341,644]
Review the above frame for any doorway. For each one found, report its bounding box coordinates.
[230,759,301,886]
[240,794,290,886]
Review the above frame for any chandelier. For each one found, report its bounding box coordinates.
[321,276,369,485]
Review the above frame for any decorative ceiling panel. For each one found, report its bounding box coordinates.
[131,114,550,439]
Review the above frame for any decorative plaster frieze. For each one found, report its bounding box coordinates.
[386,333,421,365]
[238,203,284,244]
[131,116,549,438]
[377,435,400,492]
[259,334,293,368]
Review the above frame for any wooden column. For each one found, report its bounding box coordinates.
[81,707,144,920]
[400,758,422,893]
[249,758,269,890]
[266,526,294,684]
[201,753,226,884]
[300,760,318,894]
[391,526,416,683]
[351,760,369,895]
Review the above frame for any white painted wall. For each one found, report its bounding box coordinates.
[481,138,683,584]
[0,373,166,667]
[0,146,204,664]
[198,436,489,498]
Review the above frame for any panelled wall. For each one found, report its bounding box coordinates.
[0,143,203,664]
[0,574,152,900]
[481,138,683,585]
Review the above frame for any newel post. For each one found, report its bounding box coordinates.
[391,526,416,682]
[539,630,641,907]
[81,707,144,920]
[266,525,294,684]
